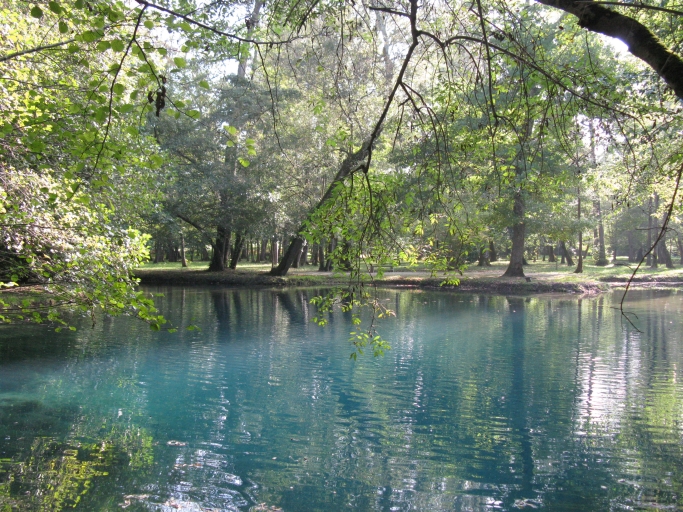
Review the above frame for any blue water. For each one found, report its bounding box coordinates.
[1,287,683,511]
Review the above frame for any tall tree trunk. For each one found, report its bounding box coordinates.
[593,199,608,265]
[180,234,188,268]
[646,196,653,266]
[229,233,245,269]
[651,194,659,268]
[237,1,263,79]
[311,243,319,266]
[575,187,583,273]
[547,245,556,263]
[279,237,305,272]
[260,239,267,262]
[489,240,497,262]
[154,240,162,263]
[659,207,674,268]
[560,241,574,266]
[324,238,336,271]
[208,226,230,272]
[300,241,308,266]
[503,190,526,277]
[477,244,491,266]
[677,238,683,265]
[627,231,636,262]
[318,242,326,271]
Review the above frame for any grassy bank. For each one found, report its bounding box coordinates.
[134,257,683,294]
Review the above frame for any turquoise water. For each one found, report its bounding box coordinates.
[1,287,683,511]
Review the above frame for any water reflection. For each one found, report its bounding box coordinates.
[1,288,682,511]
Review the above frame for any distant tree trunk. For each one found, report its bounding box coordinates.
[636,246,644,262]
[209,227,230,272]
[559,242,566,264]
[318,242,326,271]
[181,234,188,267]
[646,197,653,266]
[167,244,177,262]
[260,239,268,262]
[559,241,574,266]
[575,233,583,273]
[677,238,683,265]
[593,199,608,265]
[271,238,279,268]
[503,190,525,277]
[229,233,245,269]
[489,240,497,262]
[575,187,583,273]
[658,199,674,268]
[547,245,556,263]
[311,243,319,266]
[658,228,674,268]
[477,244,491,266]
[154,240,163,263]
[324,238,336,271]
[287,237,305,269]
[651,194,659,268]
[300,241,308,266]
[627,231,636,262]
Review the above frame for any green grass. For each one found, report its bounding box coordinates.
[136,256,683,281]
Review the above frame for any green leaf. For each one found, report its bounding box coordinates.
[110,39,125,52]
[198,80,209,89]
[59,21,68,33]
[30,5,43,18]
[173,57,187,68]
[96,40,111,52]
[29,140,46,152]
[48,1,62,14]
[144,19,154,29]
[238,157,250,168]
[186,109,201,119]
[112,83,125,94]
[82,30,104,42]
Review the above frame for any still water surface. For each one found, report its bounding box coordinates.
[1,288,683,511]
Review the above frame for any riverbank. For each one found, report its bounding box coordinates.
[134,260,683,295]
